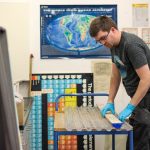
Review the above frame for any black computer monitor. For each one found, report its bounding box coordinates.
[0,27,20,150]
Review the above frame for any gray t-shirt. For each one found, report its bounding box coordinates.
[111,31,150,97]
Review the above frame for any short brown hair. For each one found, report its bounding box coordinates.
[89,16,117,37]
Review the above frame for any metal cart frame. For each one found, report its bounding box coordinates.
[54,93,134,150]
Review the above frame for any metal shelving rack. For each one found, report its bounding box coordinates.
[54,93,134,150]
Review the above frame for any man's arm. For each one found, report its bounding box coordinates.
[130,64,150,106]
[118,64,150,122]
[108,63,121,103]
[101,63,121,117]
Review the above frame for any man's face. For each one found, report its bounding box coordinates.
[94,29,114,48]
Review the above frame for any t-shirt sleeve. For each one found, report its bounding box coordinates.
[126,44,147,69]
[110,48,115,63]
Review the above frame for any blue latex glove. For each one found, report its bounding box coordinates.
[101,103,115,117]
[118,103,135,122]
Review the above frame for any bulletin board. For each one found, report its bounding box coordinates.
[40,5,117,59]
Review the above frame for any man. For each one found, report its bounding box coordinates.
[89,16,150,150]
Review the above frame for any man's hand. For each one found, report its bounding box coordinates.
[101,103,115,117]
[118,103,135,122]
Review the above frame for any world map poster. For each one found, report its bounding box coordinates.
[40,5,117,58]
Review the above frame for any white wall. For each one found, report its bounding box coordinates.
[0,0,149,81]
[0,2,30,82]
